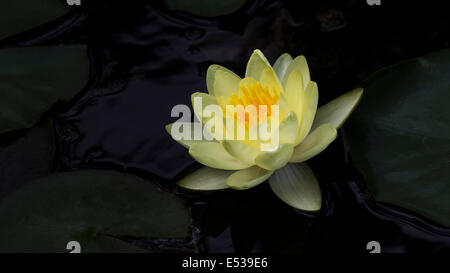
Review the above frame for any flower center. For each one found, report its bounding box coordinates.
[227,81,280,124]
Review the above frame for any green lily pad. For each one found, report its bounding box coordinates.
[0,45,90,135]
[0,170,191,253]
[344,49,450,227]
[0,0,70,40]
[162,0,247,17]
[0,118,55,200]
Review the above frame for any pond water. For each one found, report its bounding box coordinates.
[6,0,449,253]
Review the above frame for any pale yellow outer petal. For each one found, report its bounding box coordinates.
[284,69,304,120]
[189,142,252,170]
[311,88,363,131]
[251,111,297,149]
[207,64,240,96]
[222,140,260,164]
[190,93,226,141]
[165,123,214,148]
[177,166,233,191]
[239,77,258,86]
[269,163,321,211]
[246,119,274,150]
[226,166,273,190]
[295,81,319,145]
[259,65,284,95]
[273,53,293,80]
[213,69,241,98]
[290,123,337,163]
[278,111,299,145]
[191,92,219,124]
[254,143,294,171]
[246,50,283,94]
[246,49,271,79]
[282,55,310,90]
[222,115,248,141]
[274,93,290,122]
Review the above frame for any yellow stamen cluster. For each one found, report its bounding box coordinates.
[228,81,279,123]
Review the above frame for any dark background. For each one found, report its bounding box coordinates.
[2,0,450,253]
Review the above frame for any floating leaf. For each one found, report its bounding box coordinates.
[0,170,191,253]
[0,0,70,40]
[344,49,450,227]
[0,45,90,135]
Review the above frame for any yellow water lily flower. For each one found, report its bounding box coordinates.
[166,50,363,211]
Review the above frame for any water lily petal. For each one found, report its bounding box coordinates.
[222,140,260,164]
[191,92,219,123]
[284,69,304,118]
[273,93,291,122]
[279,112,299,145]
[165,123,214,148]
[246,50,283,93]
[246,119,273,149]
[273,53,293,80]
[226,166,273,190]
[177,166,233,191]
[254,143,294,171]
[295,81,319,145]
[189,142,252,170]
[239,77,259,86]
[282,55,310,90]
[207,64,239,96]
[260,65,284,95]
[269,163,321,211]
[246,49,271,79]
[311,88,363,131]
[290,123,337,163]
[191,92,229,140]
[215,107,251,141]
[213,69,241,98]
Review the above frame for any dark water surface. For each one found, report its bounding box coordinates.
[5,0,450,252]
